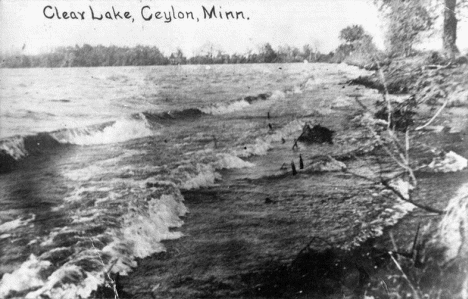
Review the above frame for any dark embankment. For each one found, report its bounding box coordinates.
[349,53,468,103]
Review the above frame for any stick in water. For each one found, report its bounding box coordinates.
[291,161,297,175]
[212,135,218,148]
[292,139,299,150]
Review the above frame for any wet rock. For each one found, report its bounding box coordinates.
[297,124,335,144]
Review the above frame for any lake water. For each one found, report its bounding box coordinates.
[0,63,377,298]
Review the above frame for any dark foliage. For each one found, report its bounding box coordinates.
[374,96,417,131]
[1,42,338,68]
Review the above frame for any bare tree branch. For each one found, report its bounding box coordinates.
[415,97,449,131]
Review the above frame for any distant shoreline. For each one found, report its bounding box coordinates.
[0,43,335,69]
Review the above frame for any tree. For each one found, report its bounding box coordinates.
[170,48,186,65]
[259,43,277,63]
[443,0,459,57]
[334,25,379,63]
[339,25,365,44]
[377,0,433,56]
[376,0,466,57]
[277,45,295,62]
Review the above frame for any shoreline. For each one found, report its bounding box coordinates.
[115,62,468,298]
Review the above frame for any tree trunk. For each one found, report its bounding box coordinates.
[443,0,459,58]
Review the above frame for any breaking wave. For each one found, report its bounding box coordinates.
[0,86,296,296]
[0,89,286,174]
[0,117,154,173]
[201,99,251,115]
[142,108,206,122]
[200,92,275,115]
[52,117,154,146]
[0,149,255,298]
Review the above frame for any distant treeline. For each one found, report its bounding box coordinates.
[0,43,336,68]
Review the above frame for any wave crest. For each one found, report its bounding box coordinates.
[52,118,154,146]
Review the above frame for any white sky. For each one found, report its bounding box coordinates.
[0,0,467,56]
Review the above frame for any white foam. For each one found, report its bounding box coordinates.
[52,118,153,145]
[103,193,187,274]
[428,151,468,173]
[0,120,300,298]
[0,136,27,160]
[213,153,255,169]
[63,165,104,181]
[270,90,286,100]
[2,189,189,298]
[201,99,251,115]
[40,226,76,247]
[345,179,416,249]
[121,194,186,256]
[179,164,220,190]
[234,119,304,158]
[0,214,35,233]
[25,265,102,299]
[63,150,144,182]
[0,255,51,298]
[177,154,254,189]
[71,212,101,224]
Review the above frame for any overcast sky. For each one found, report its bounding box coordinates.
[1,0,467,56]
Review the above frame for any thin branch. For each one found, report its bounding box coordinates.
[381,180,444,214]
[371,130,409,171]
[344,166,443,214]
[342,168,379,184]
[90,238,120,299]
[352,96,370,111]
[415,98,449,131]
[412,222,421,261]
[389,230,399,256]
[390,252,421,299]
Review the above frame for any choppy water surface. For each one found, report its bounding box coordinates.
[0,63,374,298]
